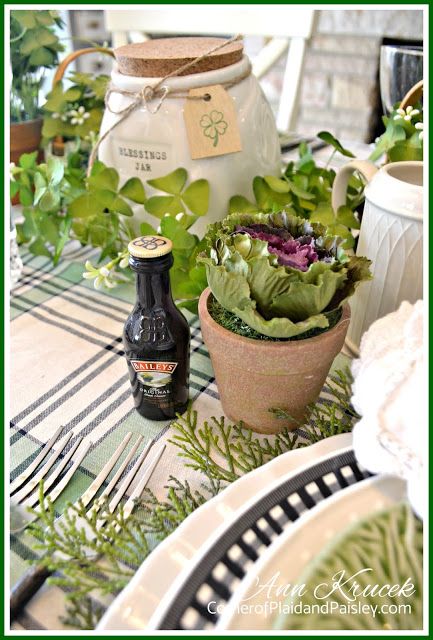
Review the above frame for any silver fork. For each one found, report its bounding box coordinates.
[10,428,92,533]
[10,430,165,619]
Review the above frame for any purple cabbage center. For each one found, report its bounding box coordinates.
[235,224,319,272]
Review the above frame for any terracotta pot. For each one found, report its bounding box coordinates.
[198,288,351,434]
[10,118,44,165]
[10,118,44,204]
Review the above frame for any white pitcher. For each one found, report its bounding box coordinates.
[332,160,423,353]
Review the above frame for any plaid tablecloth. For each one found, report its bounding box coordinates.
[9,242,221,629]
[10,243,351,631]
[10,142,369,630]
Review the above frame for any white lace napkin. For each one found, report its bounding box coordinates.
[351,300,426,519]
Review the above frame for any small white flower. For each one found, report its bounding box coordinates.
[52,112,60,119]
[69,105,90,126]
[175,212,185,221]
[100,266,110,277]
[104,277,116,289]
[395,105,421,123]
[83,260,100,279]
[119,256,129,269]
[415,122,424,141]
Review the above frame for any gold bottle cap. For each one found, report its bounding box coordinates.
[128,235,173,259]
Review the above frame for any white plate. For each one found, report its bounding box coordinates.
[217,474,406,630]
[97,432,353,630]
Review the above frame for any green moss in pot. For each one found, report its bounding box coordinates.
[198,211,371,434]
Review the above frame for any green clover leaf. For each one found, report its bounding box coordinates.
[200,110,228,147]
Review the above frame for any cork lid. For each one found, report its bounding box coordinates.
[128,235,173,259]
[115,36,243,78]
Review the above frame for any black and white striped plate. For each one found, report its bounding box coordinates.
[97,435,362,631]
[152,449,371,630]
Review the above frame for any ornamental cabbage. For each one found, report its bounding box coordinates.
[198,211,371,338]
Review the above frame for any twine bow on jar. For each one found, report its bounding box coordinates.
[87,34,251,174]
[104,83,170,118]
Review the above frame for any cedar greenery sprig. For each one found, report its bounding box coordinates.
[28,478,217,630]
[139,476,221,539]
[169,369,357,483]
[169,408,298,483]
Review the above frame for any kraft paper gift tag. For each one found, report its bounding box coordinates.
[183,84,242,159]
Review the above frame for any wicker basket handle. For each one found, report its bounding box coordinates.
[51,47,115,155]
[400,79,423,109]
[53,47,115,86]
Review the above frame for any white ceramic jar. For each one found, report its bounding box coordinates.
[332,160,423,352]
[98,45,281,236]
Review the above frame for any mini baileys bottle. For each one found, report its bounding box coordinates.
[123,235,190,420]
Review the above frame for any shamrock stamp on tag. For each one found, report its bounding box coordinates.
[183,84,242,159]
[200,110,228,147]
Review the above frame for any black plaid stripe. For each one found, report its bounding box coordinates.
[11,374,130,443]
[12,295,121,340]
[16,266,130,316]
[17,276,127,324]
[11,337,123,424]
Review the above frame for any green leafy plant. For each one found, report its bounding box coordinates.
[84,166,210,312]
[369,103,423,162]
[42,70,110,146]
[198,210,371,338]
[12,155,209,312]
[26,369,357,630]
[10,10,64,122]
[228,136,364,250]
[12,154,139,267]
[144,167,210,229]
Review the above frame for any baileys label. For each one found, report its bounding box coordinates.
[130,360,177,396]
[131,360,177,374]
